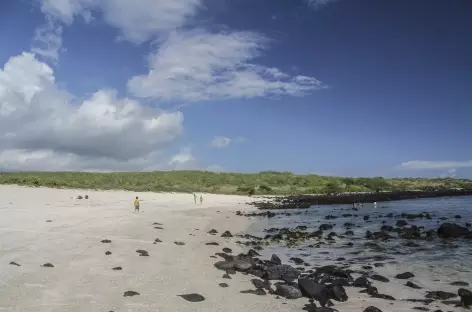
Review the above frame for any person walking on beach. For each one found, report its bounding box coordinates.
[134,196,140,212]
[199,194,203,205]
[193,193,197,204]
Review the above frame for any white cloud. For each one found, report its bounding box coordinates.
[38,0,201,43]
[30,16,63,63]
[168,147,197,169]
[305,0,338,10]
[0,52,184,171]
[211,136,231,148]
[127,30,325,102]
[399,160,472,170]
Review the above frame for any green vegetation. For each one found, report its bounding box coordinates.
[1,171,471,195]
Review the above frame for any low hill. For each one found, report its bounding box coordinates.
[1,171,471,195]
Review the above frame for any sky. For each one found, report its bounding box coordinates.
[0,0,471,178]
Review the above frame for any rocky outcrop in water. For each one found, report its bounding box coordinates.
[249,189,472,209]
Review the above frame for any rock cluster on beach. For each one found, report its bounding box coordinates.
[222,197,472,311]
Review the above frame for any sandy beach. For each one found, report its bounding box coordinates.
[0,185,469,312]
[0,185,296,312]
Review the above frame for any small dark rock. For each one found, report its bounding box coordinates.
[406,281,422,289]
[274,283,303,299]
[41,263,54,268]
[353,276,371,288]
[370,274,390,282]
[425,291,457,300]
[208,229,218,234]
[9,261,21,266]
[222,273,232,279]
[458,288,472,307]
[271,254,282,265]
[251,279,271,290]
[174,241,185,246]
[240,289,266,296]
[222,247,232,253]
[178,293,205,302]
[112,267,122,270]
[105,251,112,255]
[124,291,140,297]
[205,242,219,246]
[364,307,383,312]
[396,220,408,226]
[219,283,229,288]
[136,249,149,256]
[221,231,233,238]
[395,272,414,279]
[101,239,112,243]
[451,281,469,286]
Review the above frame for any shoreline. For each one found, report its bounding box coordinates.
[223,196,472,311]
[249,189,472,209]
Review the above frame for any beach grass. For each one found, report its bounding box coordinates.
[1,171,471,195]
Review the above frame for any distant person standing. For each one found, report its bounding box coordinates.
[193,193,197,204]
[199,194,203,205]
[134,196,140,212]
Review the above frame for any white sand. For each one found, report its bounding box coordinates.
[0,185,303,312]
[0,185,467,312]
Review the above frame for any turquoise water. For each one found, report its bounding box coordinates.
[245,196,472,285]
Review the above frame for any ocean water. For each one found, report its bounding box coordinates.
[244,196,472,286]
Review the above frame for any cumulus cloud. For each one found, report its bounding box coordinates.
[0,52,183,171]
[127,30,325,102]
[168,147,197,169]
[399,160,472,170]
[38,0,200,43]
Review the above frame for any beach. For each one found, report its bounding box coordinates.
[0,185,295,312]
[0,185,470,312]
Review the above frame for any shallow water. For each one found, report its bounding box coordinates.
[245,196,472,286]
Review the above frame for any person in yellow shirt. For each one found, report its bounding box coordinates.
[134,196,140,212]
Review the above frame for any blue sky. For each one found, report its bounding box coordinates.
[0,0,471,178]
